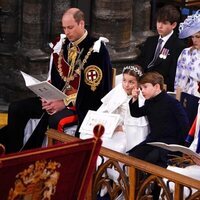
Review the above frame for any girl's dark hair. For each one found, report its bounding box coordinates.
[123,65,143,82]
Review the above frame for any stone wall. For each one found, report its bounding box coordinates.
[0,0,71,103]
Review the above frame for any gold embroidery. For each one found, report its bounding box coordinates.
[57,49,68,82]
[64,93,77,106]
[84,65,102,91]
[8,160,60,199]
[73,30,88,46]
[81,47,93,69]
[57,30,88,84]
[68,45,78,73]
[56,31,100,95]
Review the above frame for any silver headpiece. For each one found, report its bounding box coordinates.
[123,65,143,77]
[179,10,200,39]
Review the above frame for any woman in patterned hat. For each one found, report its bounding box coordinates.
[174,10,200,98]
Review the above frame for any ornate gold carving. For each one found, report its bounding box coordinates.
[8,160,60,199]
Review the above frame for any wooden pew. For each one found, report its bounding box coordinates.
[46,129,200,200]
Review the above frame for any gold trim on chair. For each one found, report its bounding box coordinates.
[0,113,8,128]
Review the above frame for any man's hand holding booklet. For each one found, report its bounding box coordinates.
[21,71,67,101]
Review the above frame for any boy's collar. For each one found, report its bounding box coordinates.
[148,90,164,102]
[159,30,173,43]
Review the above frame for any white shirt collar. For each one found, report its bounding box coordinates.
[159,30,174,48]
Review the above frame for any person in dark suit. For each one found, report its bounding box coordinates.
[0,8,112,153]
[128,72,189,168]
[134,5,186,91]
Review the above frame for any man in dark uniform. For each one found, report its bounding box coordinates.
[134,5,186,91]
[0,8,112,153]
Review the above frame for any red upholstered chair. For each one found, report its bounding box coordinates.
[185,115,198,145]
[0,125,104,200]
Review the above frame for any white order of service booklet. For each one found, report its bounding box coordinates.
[79,110,120,138]
[21,71,67,100]
[148,142,200,159]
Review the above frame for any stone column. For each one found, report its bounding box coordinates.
[0,0,51,102]
[22,0,43,48]
[50,0,71,39]
[0,0,20,102]
[0,0,73,103]
[91,0,138,66]
[0,0,19,46]
[132,0,155,46]
[15,0,50,75]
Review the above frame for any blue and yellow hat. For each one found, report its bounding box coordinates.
[179,10,200,39]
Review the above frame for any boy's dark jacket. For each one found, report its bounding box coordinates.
[129,91,189,146]
[135,32,186,91]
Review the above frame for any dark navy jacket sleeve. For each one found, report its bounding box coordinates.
[129,99,147,117]
[169,98,190,144]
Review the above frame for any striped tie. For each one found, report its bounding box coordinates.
[147,38,163,69]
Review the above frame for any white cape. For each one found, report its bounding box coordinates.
[98,83,149,151]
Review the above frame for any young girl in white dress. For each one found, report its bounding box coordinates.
[80,65,149,198]
[80,65,149,153]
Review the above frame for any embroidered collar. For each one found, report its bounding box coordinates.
[57,31,93,84]
[71,30,88,46]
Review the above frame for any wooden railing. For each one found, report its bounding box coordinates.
[184,1,200,7]
[46,129,200,200]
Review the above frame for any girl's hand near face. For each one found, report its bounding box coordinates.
[131,86,140,102]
